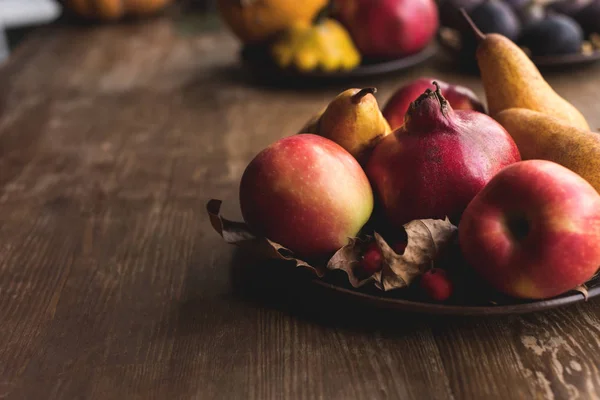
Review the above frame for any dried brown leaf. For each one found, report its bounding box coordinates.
[206,199,326,277]
[376,218,458,291]
[326,237,375,288]
[327,218,457,292]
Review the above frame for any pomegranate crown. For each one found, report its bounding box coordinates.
[409,81,449,114]
[404,81,453,132]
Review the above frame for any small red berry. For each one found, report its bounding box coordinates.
[420,268,453,302]
[361,242,383,275]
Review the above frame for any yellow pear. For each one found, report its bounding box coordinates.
[463,11,589,130]
[299,88,391,164]
[496,108,600,192]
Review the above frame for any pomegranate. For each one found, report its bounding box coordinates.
[334,0,439,58]
[366,82,520,227]
[383,77,485,130]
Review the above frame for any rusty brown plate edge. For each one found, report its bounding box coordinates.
[312,279,600,316]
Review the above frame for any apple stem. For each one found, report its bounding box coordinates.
[460,8,485,43]
[352,88,377,104]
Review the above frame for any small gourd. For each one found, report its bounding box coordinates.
[270,17,361,73]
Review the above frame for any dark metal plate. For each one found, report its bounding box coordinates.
[312,278,600,316]
[240,43,437,82]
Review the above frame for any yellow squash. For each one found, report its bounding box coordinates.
[271,19,361,72]
[218,0,327,44]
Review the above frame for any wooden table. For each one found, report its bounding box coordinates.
[2,10,600,400]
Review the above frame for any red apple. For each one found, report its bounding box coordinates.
[239,134,373,259]
[459,160,600,300]
[334,0,439,58]
[383,78,486,130]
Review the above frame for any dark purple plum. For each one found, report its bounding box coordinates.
[468,0,522,41]
[439,0,484,30]
[574,0,600,35]
[520,14,584,56]
[503,0,529,10]
[547,0,592,16]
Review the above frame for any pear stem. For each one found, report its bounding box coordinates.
[352,88,377,104]
[460,8,485,43]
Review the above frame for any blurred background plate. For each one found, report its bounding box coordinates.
[438,27,600,69]
[240,43,438,83]
[531,49,600,68]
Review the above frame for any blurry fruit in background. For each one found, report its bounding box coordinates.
[270,18,361,72]
[382,77,485,130]
[62,0,172,21]
[439,0,600,66]
[574,0,600,35]
[334,0,439,58]
[457,0,521,62]
[502,0,528,10]
[438,0,482,31]
[301,88,391,165]
[547,0,592,16]
[467,0,521,41]
[520,14,584,56]
[513,2,545,29]
[217,0,327,44]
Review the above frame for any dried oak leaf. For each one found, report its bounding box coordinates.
[326,218,458,292]
[206,199,326,277]
[327,237,375,288]
[375,218,458,292]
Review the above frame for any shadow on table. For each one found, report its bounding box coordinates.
[205,63,399,94]
[226,248,499,334]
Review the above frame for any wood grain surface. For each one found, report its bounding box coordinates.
[2,9,600,400]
